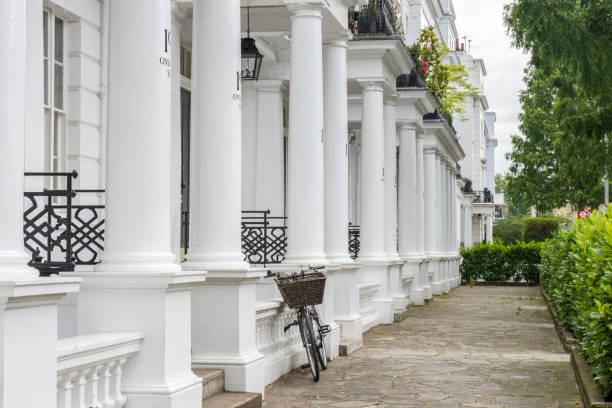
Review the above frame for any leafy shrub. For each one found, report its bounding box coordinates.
[493,216,525,244]
[460,241,543,284]
[523,218,560,242]
[541,208,612,398]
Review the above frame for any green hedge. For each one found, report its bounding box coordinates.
[523,218,560,242]
[460,241,543,283]
[493,216,525,244]
[541,207,612,398]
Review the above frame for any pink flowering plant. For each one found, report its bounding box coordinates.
[408,26,476,122]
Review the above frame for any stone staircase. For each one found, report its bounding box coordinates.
[194,369,262,408]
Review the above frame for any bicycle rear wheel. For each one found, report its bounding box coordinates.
[299,310,319,382]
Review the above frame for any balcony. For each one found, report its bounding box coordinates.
[472,189,494,204]
[348,223,361,260]
[348,0,400,37]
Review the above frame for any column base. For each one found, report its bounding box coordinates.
[122,372,203,408]
[420,260,432,300]
[408,288,425,306]
[326,321,341,360]
[430,281,443,296]
[74,270,205,406]
[192,350,265,395]
[359,261,394,325]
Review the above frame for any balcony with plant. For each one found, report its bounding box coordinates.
[348,0,403,37]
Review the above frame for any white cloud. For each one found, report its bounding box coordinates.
[453,0,530,174]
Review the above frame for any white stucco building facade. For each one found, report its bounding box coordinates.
[1,0,496,406]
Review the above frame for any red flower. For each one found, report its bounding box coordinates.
[421,60,429,67]
[420,67,428,74]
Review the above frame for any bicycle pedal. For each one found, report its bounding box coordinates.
[320,325,331,334]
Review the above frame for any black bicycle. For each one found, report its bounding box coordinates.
[266,266,330,382]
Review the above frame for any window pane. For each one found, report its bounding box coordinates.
[54,64,63,109]
[44,60,48,105]
[54,17,63,62]
[43,11,48,57]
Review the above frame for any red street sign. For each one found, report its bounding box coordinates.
[586,206,592,211]
[578,211,588,219]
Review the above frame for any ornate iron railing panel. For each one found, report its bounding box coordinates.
[23,172,105,276]
[349,0,398,37]
[472,189,494,204]
[241,210,287,266]
[348,223,360,260]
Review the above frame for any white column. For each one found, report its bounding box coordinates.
[0,0,33,278]
[0,3,79,407]
[323,39,351,264]
[398,124,418,257]
[425,148,442,294]
[187,0,245,270]
[486,215,494,243]
[384,100,404,312]
[416,133,431,299]
[464,202,473,248]
[359,82,386,260]
[170,7,184,259]
[439,157,448,292]
[187,0,264,395]
[323,37,351,355]
[76,1,204,406]
[398,123,423,305]
[241,82,258,210]
[255,80,286,216]
[359,81,393,323]
[285,5,326,265]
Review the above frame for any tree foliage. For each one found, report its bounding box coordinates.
[503,1,611,211]
[408,27,476,122]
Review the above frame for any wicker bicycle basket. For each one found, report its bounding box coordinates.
[275,272,327,308]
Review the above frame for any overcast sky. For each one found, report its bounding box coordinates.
[453,0,530,174]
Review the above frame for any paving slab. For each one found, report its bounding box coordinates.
[263,286,582,407]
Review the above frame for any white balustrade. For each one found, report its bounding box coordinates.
[57,332,143,408]
[358,282,380,332]
[255,300,303,386]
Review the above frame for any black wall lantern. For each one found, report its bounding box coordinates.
[241,7,263,81]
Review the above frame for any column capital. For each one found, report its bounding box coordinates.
[398,120,418,131]
[285,1,324,18]
[323,31,352,46]
[357,79,387,93]
[423,146,438,155]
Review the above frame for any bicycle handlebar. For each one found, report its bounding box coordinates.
[264,265,325,279]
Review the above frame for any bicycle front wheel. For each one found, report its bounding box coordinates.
[311,307,328,370]
[299,310,320,382]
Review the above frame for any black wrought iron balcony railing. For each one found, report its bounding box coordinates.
[348,223,361,260]
[472,189,494,204]
[23,171,105,277]
[349,0,399,37]
[241,210,287,266]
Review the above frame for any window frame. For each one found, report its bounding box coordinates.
[43,8,68,192]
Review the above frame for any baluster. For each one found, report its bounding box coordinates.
[88,364,103,408]
[57,374,74,408]
[101,360,116,407]
[113,358,127,407]
[77,368,90,408]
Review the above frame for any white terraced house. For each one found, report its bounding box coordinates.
[0,0,498,406]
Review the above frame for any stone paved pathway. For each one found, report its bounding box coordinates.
[263,286,582,407]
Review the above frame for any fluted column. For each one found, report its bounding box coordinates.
[464,202,473,248]
[323,38,351,264]
[285,5,326,265]
[486,215,494,243]
[439,157,448,291]
[359,82,387,260]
